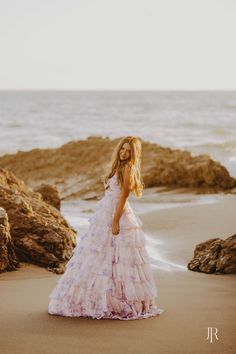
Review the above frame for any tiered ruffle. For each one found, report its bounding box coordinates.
[48,188,164,320]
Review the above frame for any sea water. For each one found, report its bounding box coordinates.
[0,90,235,176]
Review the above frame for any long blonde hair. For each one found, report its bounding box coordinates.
[103,136,144,198]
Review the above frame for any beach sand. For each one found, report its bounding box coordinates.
[0,197,235,354]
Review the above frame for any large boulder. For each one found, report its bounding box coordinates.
[188,234,236,274]
[142,147,236,190]
[0,207,19,273]
[0,168,77,274]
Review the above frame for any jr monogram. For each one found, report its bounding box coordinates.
[206,327,219,343]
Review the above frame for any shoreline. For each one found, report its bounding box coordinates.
[60,189,235,234]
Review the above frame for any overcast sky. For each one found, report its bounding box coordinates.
[0,0,235,90]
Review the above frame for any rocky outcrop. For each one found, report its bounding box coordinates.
[187,234,236,274]
[142,145,236,190]
[0,207,19,273]
[0,136,235,200]
[34,183,61,210]
[0,169,77,274]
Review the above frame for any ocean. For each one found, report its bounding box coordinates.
[0,90,236,177]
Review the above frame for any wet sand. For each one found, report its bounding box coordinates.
[0,197,235,354]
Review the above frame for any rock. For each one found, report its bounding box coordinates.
[216,235,236,273]
[0,168,77,273]
[142,149,236,191]
[187,234,236,274]
[0,136,235,200]
[34,183,61,210]
[0,207,19,273]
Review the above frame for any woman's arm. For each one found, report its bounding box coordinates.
[112,165,131,235]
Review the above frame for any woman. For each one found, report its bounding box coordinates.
[48,136,164,320]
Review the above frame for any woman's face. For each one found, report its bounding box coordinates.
[119,142,131,161]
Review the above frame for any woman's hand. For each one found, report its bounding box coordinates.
[112,217,120,236]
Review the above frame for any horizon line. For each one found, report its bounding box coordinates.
[0,88,236,92]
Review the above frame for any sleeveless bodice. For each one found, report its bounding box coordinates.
[85,172,143,231]
[104,174,121,197]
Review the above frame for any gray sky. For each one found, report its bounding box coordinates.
[0,0,235,90]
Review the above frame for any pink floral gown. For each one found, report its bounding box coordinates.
[48,174,164,320]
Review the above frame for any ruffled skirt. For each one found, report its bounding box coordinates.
[48,191,164,320]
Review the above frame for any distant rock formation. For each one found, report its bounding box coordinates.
[34,183,61,210]
[0,169,77,274]
[0,136,235,200]
[187,234,236,274]
[142,143,236,190]
[0,207,19,273]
